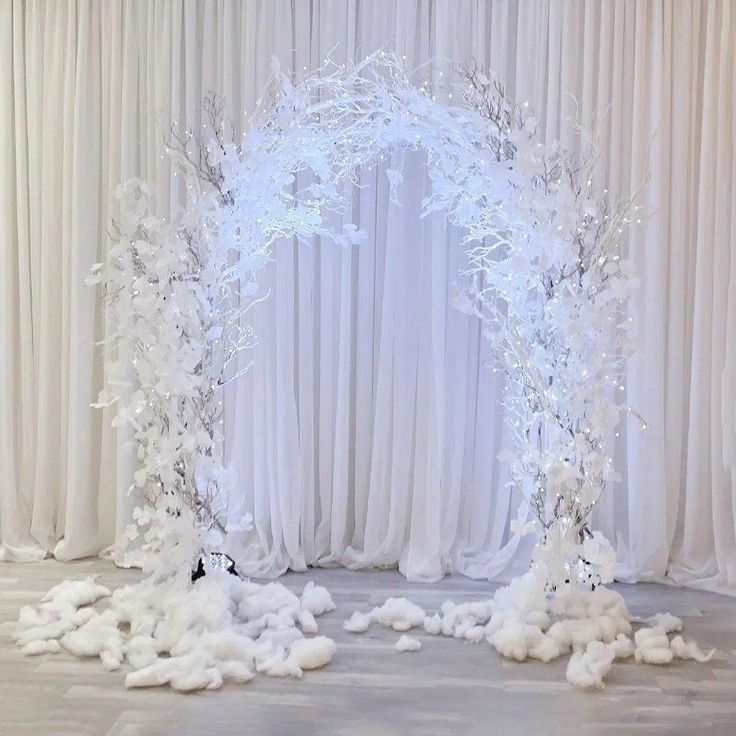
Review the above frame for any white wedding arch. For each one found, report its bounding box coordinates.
[18,54,712,696]
[96,52,639,587]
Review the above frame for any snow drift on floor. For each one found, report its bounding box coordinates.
[343,570,715,690]
[8,573,337,692]
[8,568,716,693]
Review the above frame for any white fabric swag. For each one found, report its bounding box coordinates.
[1,0,734,593]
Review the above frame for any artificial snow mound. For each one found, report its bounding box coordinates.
[300,582,336,616]
[41,576,112,609]
[646,612,682,633]
[370,597,425,631]
[284,636,337,674]
[423,613,442,635]
[670,634,715,662]
[11,568,718,694]
[342,597,426,634]
[566,641,616,689]
[21,639,61,656]
[343,611,371,633]
[8,573,337,692]
[395,635,421,652]
[343,570,716,691]
[634,626,673,664]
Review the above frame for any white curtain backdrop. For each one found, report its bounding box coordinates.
[1,0,734,593]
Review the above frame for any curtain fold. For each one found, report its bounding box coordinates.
[1,0,734,593]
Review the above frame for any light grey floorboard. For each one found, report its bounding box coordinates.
[1,559,735,736]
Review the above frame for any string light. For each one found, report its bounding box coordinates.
[91,52,641,589]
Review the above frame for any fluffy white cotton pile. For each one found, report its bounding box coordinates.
[343,611,372,633]
[9,573,337,691]
[566,640,617,689]
[669,634,715,662]
[342,596,426,634]
[633,612,715,665]
[14,576,111,654]
[343,572,715,690]
[370,597,426,631]
[395,635,421,652]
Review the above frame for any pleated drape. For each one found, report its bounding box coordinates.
[1,0,734,593]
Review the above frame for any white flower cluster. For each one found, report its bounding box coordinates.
[88,163,260,575]
[452,66,642,588]
[92,51,639,584]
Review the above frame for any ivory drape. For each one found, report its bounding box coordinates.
[1,0,734,593]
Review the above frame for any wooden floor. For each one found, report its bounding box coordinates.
[1,559,735,736]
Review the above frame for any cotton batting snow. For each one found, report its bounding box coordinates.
[300,582,336,616]
[395,635,421,652]
[566,641,616,689]
[297,608,319,634]
[633,626,715,665]
[343,611,372,633]
[609,633,635,659]
[21,639,61,656]
[343,597,426,635]
[284,636,336,673]
[61,609,124,669]
[369,597,426,631]
[342,569,715,690]
[645,612,682,634]
[634,626,674,664]
[12,568,718,694]
[423,614,442,635]
[9,573,337,692]
[488,619,562,662]
[41,577,111,609]
[670,635,715,662]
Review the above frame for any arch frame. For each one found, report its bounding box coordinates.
[93,52,639,587]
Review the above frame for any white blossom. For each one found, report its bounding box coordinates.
[92,52,640,586]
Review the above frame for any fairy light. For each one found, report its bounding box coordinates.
[91,52,641,588]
